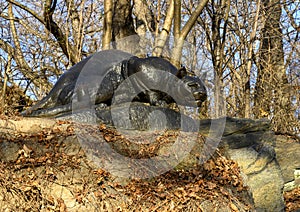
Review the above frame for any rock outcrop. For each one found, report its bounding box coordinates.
[222,129,284,211]
[1,103,299,211]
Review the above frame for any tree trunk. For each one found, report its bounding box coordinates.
[0,55,11,108]
[102,0,113,50]
[244,0,261,118]
[111,0,139,54]
[203,0,229,117]
[153,0,174,57]
[254,0,295,133]
[133,0,155,34]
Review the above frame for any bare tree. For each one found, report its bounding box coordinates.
[102,0,210,65]
[244,0,261,118]
[253,0,299,134]
[170,0,209,67]
[1,3,52,92]
[198,0,230,117]
[1,0,103,99]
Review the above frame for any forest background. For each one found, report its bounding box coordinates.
[0,0,299,137]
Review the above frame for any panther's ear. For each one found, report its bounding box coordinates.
[124,56,140,76]
[176,66,187,78]
[127,56,139,65]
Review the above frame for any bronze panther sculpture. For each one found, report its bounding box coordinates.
[22,50,207,118]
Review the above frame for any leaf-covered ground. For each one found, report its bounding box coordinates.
[284,187,300,212]
[0,116,297,211]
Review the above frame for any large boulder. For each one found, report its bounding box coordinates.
[275,135,300,192]
[1,103,293,211]
[223,131,285,211]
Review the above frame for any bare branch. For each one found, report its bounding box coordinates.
[283,0,300,32]
[44,0,80,64]
[180,0,209,40]
[6,3,51,91]
[7,0,45,24]
[8,0,80,65]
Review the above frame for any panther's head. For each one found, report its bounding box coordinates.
[180,73,207,107]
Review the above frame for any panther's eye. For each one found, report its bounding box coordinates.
[187,81,199,87]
